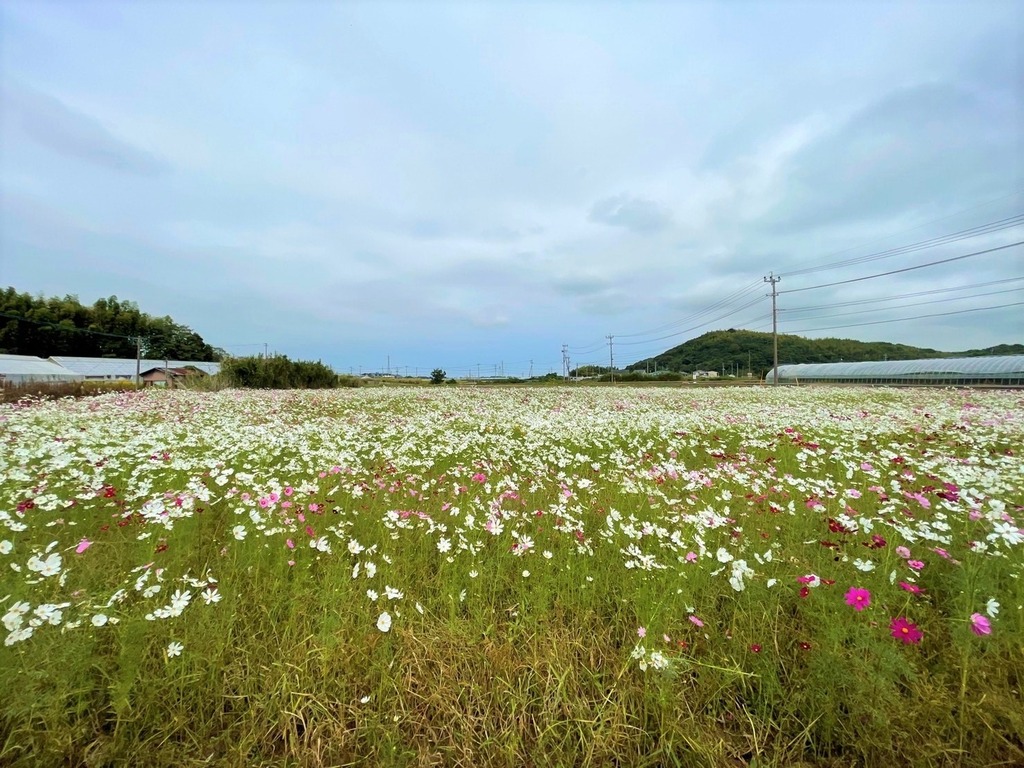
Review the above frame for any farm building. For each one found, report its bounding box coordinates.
[0,354,84,384]
[140,366,208,387]
[771,355,1024,386]
[50,356,220,381]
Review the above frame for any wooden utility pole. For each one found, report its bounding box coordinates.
[764,273,781,385]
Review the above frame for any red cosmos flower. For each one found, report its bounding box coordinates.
[750,644,762,653]
[890,617,923,645]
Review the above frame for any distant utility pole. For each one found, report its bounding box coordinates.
[764,272,781,386]
[529,360,533,378]
[135,337,142,386]
[264,342,268,359]
[607,335,614,383]
[561,344,569,381]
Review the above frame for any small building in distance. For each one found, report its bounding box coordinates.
[0,354,84,385]
[771,355,1024,387]
[140,366,209,388]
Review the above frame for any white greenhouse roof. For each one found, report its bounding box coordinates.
[50,356,221,377]
[774,355,1024,380]
[0,354,84,379]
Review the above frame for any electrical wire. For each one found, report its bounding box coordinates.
[781,276,1024,312]
[778,287,1022,324]
[782,214,1024,278]
[778,241,1024,295]
[783,301,1024,334]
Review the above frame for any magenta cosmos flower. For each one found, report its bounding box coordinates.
[969,613,992,636]
[890,617,923,645]
[844,587,871,611]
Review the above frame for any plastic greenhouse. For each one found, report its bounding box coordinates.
[771,355,1024,387]
[0,354,85,384]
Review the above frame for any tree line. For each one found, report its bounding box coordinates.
[0,288,220,361]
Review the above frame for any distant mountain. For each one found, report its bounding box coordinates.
[626,330,1024,377]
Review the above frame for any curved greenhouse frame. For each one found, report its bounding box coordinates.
[771,355,1024,386]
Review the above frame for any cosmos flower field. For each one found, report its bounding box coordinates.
[1,386,1022,767]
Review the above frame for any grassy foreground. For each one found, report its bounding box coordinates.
[1,386,1022,767]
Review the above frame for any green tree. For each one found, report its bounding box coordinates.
[430,368,447,385]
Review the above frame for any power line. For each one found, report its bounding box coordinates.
[613,279,764,339]
[781,276,1024,312]
[782,214,1024,278]
[778,287,1023,324]
[615,294,767,347]
[778,241,1024,295]
[0,310,138,340]
[777,191,1023,276]
[783,301,1024,334]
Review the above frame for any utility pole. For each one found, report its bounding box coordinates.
[529,360,533,378]
[264,342,268,359]
[764,273,781,386]
[606,335,614,383]
[135,336,142,387]
[561,344,569,381]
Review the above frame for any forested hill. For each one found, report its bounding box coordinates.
[0,288,220,361]
[626,330,1024,376]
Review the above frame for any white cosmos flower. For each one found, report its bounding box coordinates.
[27,552,62,577]
[5,626,33,646]
[232,525,247,540]
[853,559,875,572]
[376,612,392,632]
[201,588,221,605]
[437,538,452,553]
[0,540,12,555]
[986,598,1000,617]
[166,641,184,658]
[91,614,109,627]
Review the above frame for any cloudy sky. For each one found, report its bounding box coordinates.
[1,0,1021,376]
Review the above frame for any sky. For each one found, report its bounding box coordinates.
[1,0,1021,378]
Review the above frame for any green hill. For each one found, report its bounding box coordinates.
[626,330,1024,378]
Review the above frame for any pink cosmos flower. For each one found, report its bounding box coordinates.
[685,551,698,562]
[969,613,992,636]
[689,615,704,627]
[844,587,871,611]
[907,560,925,571]
[75,538,92,554]
[890,616,923,645]
[896,546,911,559]
[471,473,487,484]
[898,581,924,594]
[637,626,647,638]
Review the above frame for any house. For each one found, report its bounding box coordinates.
[140,366,208,388]
[0,354,84,385]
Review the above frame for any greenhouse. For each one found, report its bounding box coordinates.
[771,355,1024,387]
[0,354,84,384]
